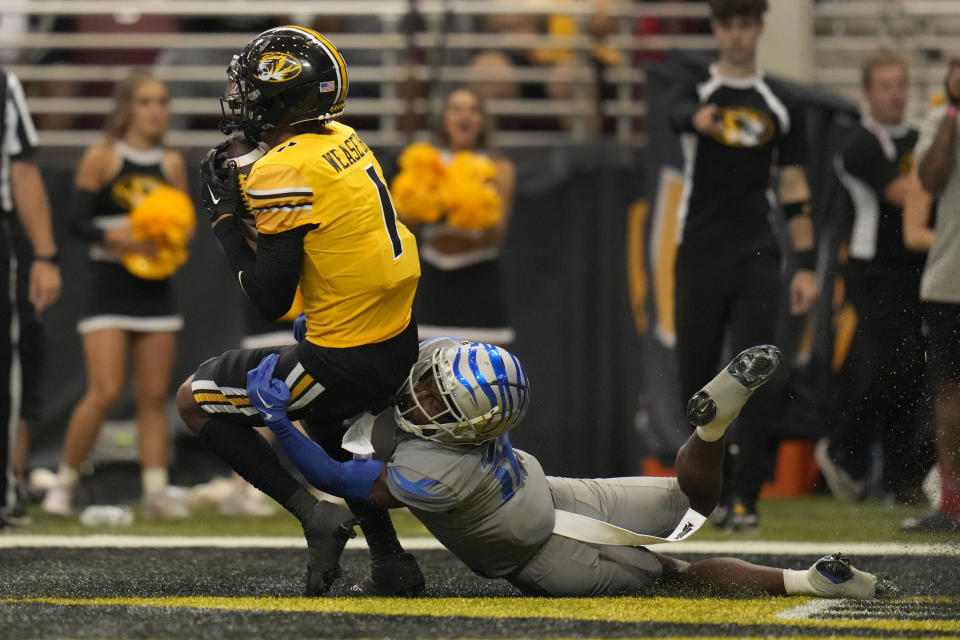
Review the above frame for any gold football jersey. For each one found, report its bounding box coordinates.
[245,122,420,348]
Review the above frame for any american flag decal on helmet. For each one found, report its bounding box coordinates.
[318,81,336,93]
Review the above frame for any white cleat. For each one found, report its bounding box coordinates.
[807,553,896,599]
[687,345,781,441]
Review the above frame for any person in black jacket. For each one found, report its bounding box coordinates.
[668,0,817,530]
[817,52,930,505]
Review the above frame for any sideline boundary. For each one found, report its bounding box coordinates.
[0,535,956,555]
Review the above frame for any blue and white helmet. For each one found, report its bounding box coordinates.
[395,338,531,445]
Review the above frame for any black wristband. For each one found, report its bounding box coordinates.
[783,201,811,219]
[33,252,59,264]
[795,249,816,271]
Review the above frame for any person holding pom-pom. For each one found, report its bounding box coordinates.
[392,88,516,345]
[43,71,192,520]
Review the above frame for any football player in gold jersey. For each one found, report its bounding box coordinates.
[176,26,423,596]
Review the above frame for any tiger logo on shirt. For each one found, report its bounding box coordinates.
[712,107,775,148]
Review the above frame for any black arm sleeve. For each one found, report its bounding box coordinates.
[68,188,104,243]
[212,220,317,320]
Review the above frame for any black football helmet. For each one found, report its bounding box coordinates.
[219,25,348,140]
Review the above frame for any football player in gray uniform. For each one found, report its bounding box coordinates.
[246,338,892,598]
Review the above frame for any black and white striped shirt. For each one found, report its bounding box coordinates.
[0,69,40,215]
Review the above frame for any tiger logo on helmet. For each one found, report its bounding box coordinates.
[395,338,532,445]
[220,25,348,141]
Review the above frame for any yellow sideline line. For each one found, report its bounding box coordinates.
[4,596,958,634]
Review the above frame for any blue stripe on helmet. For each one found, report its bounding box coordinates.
[508,351,528,413]
[452,348,478,404]
[484,343,512,417]
[467,344,498,417]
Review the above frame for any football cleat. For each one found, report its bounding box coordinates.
[7,483,32,526]
[807,553,896,599]
[687,345,781,441]
[901,509,960,533]
[351,551,426,597]
[303,500,358,596]
[729,498,759,532]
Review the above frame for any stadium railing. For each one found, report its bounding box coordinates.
[1,0,957,148]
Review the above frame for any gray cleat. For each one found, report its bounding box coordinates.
[687,345,781,428]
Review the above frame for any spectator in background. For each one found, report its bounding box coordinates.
[668,0,817,531]
[0,68,62,529]
[816,52,931,505]
[394,87,517,345]
[901,59,960,532]
[42,72,191,520]
[467,0,624,134]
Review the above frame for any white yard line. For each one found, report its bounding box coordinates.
[777,599,835,619]
[0,535,956,555]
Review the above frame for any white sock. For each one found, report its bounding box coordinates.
[782,569,816,596]
[57,464,79,489]
[142,467,168,497]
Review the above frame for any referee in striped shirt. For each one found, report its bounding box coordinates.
[0,68,60,527]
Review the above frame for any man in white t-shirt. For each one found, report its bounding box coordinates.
[902,59,960,532]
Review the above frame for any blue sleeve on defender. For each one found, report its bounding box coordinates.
[265,414,384,502]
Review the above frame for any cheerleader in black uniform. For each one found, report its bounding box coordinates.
[409,88,516,344]
[43,72,190,519]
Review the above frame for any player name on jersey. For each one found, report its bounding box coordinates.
[320,131,371,173]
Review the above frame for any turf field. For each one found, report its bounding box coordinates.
[2,497,958,639]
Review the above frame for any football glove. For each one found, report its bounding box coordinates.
[200,141,244,222]
[246,353,290,425]
[293,313,307,343]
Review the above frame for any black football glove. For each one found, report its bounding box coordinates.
[200,142,244,222]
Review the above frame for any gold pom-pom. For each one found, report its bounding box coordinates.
[392,143,447,224]
[447,151,498,183]
[122,185,196,280]
[391,170,445,224]
[443,176,502,230]
[398,142,445,177]
[442,152,502,230]
[391,145,503,230]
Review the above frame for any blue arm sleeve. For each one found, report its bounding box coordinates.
[265,414,384,502]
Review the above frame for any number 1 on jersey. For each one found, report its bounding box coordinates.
[365,164,404,259]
